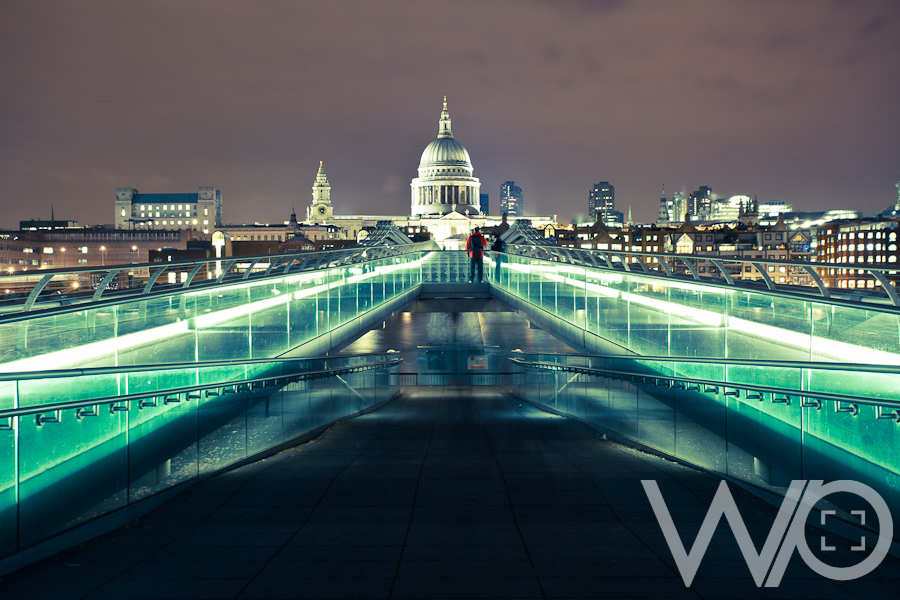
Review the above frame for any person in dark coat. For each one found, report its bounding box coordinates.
[466,227,487,283]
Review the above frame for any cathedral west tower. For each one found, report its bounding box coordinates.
[410,97,481,217]
[307,161,333,222]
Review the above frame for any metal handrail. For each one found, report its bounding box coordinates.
[0,241,439,316]
[508,352,900,375]
[0,358,402,422]
[509,358,900,421]
[502,244,900,308]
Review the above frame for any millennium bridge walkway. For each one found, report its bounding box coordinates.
[0,240,899,598]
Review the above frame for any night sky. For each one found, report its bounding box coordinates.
[2,0,899,229]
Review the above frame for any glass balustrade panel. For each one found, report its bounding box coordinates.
[17,407,128,548]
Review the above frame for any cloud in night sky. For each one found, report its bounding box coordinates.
[1,0,899,228]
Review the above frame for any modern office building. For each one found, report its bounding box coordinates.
[500,181,523,217]
[588,181,624,226]
[589,181,615,218]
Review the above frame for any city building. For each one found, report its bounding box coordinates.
[0,227,203,284]
[815,187,900,290]
[480,193,489,216]
[500,182,523,217]
[589,182,615,219]
[115,187,222,234]
[19,218,80,231]
[688,186,713,219]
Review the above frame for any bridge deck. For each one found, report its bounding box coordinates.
[4,387,897,599]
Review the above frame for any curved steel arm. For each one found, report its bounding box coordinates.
[23,274,55,312]
[678,256,700,280]
[868,270,900,307]
[709,259,734,285]
[91,269,124,302]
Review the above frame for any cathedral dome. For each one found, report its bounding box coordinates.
[415,97,474,176]
[419,137,472,169]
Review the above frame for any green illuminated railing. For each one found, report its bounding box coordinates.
[512,352,900,539]
[0,251,436,372]
[6,247,898,373]
[0,354,400,566]
[486,252,900,364]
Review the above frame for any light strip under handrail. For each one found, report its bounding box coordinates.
[0,358,402,421]
[509,358,900,421]
[0,352,401,382]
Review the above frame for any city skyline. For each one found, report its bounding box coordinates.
[2,0,899,229]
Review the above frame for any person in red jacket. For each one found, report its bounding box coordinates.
[466,227,487,283]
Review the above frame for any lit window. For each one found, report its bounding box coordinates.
[43,247,53,254]
[80,246,88,253]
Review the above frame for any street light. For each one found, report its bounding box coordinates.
[100,246,106,266]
